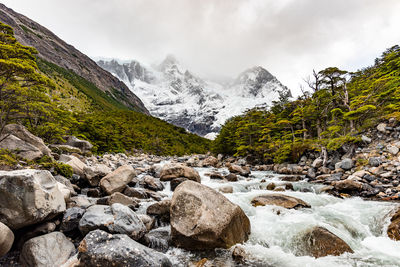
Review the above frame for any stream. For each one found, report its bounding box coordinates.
[145,166,400,266]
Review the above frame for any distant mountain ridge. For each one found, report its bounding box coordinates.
[0,3,148,113]
[97,56,291,138]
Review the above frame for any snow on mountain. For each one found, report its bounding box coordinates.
[97,56,290,138]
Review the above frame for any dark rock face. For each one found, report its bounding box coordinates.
[78,230,172,267]
[0,3,148,113]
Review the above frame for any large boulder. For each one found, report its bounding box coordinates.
[388,208,400,241]
[141,175,164,191]
[65,136,93,152]
[78,230,172,267]
[0,124,52,160]
[20,232,75,267]
[202,156,219,167]
[251,194,311,209]
[0,222,14,257]
[60,207,86,233]
[79,204,146,240]
[0,169,66,230]
[299,226,353,258]
[160,164,200,182]
[0,134,43,161]
[170,180,250,250]
[228,164,250,177]
[100,165,136,195]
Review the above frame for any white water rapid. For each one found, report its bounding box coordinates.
[157,167,400,266]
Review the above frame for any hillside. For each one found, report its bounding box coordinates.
[0,3,148,113]
[213,45,400,163]
[0,18,210,155]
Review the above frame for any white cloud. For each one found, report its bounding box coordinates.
[2,0,400,95]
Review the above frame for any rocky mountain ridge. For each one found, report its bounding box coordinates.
[0,3,148,113]
[97,56,291,137]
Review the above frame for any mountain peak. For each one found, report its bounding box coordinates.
[158,54,179,71]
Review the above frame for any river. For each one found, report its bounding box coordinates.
[151,166,400,267]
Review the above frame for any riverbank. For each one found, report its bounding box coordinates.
[0,124,400,266]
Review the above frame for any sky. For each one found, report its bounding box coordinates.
[2,0,400,95]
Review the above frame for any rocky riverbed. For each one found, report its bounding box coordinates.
[0,124,400,266]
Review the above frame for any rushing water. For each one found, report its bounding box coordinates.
[154,167,400,266]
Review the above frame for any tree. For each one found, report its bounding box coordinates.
[0,22,53,139]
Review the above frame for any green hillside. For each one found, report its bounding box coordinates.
[0,21,210,155]
[212,45,400,163]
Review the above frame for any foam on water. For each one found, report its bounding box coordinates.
[165,167,400,266]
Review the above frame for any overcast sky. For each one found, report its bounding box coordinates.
[2,0,400,95]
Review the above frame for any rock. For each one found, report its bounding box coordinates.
[138,214,155,232]
[170,180,250,250]
[67,195,95,209]
[219,185,233,193]
[20,232,75,267]
[65,135,93,152]
[141,175,164,191]
[361,135,372,143]
[100,165,136,195]
[387,145,399,155]
[78,230,172,267]
[377,123,387,133]
[160,163,201,182]
[123,187,148,199]
[333,179,363,192]
[0,134,44,161]
[209,172,224,180]
[228,164,250,177]
[312,158,323,168]
[280,175,302,182]
[307,168,316,179]
[0,124,52,160]
[0,222,14,257]
[225,173,238,182]
[141,228,170,252]
[83,164,111,186]
[202,156,219,167]
[266,183,276,190]
[388,208,400,241]
[369,157,382,167]
[0,169,66,230]
[147,199,171,218]
[299,226,353,258]
[232,245,247,263]
[60,207,85,233]
[79,204,146,240]
[340,158,353,170]
[353,170,367,178]
[251,194,310,209]
[86,188,101,197]
[170,178,187,191]
[59,155,86,177]
[108,192,139,208]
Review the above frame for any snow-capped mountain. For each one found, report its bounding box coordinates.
[97,56,290,138]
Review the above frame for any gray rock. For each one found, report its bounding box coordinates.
[100,165,136,195]
[20,232,75,267]
[307,168,316,179]
[377,123,387,133]
[160,163,201,182]
[147,200,171,218]
[141,228,171,252]
[0,222,14,257]
[79,204,146,240]
[83,164,111,186]
[78,230,172,267]
[60,207,85,233]
[170,180,250,250]
[369,157,382,167]
[340,158,353,170]
[361,135,372,143]
[0,169,66,230]
[387,145,399,155]
[141,175,164,191]
[59,155,87,177]
[312,158,323,168]
[65,136,93,152]
[0,134,43,161]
